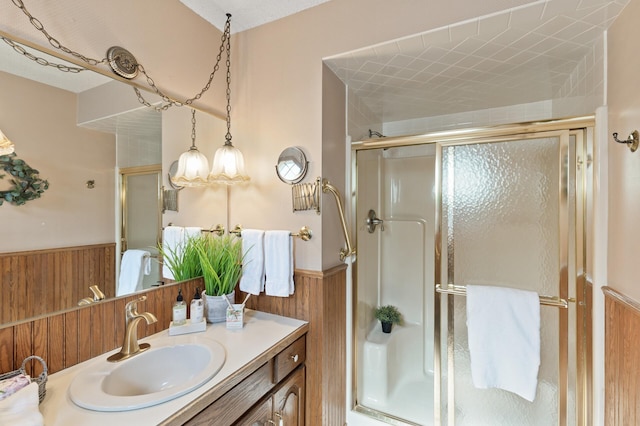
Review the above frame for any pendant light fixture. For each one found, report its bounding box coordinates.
[209,14,250,185]
[0,129,15,156]
[170,109,210,187]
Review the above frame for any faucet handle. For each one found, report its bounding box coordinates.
[125,295,147,320]
[89,285,105,301]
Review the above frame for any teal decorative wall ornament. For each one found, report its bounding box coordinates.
[0,153,49,206]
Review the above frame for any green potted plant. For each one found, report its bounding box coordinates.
[158,233,245,323]
[374,305,401,333]
[157,235,203,282]
[195,234,244,323]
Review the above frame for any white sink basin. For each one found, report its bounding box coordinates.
[68,335,225,411]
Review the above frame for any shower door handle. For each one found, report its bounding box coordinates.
[366,209,384,233]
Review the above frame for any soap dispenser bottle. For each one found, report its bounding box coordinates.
[190,288,204,323]
[172,289,187,326]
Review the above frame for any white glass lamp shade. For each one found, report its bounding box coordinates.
[209,144,250,184]
[0,129,15,156]
[171,147,210,187]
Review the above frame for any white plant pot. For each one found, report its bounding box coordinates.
[202,290,235,323]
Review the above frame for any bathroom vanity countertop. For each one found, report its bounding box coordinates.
[39,309,308,425]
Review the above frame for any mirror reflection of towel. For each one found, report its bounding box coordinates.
[162,226,184,279]
[466,285,540,401]
[118,249,151,296]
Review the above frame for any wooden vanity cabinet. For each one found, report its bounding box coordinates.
[183,334,306,426]
[237,365,305,426]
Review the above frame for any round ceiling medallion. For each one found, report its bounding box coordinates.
[106,46,139,79]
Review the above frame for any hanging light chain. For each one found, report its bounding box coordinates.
[9,0,234,112]
[11,0,108,66]
[191,109,197,148]
[224,13,233,146]
[134,14,232,111]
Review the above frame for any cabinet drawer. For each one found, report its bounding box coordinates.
[273,335,306,383]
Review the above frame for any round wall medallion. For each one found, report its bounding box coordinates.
[107,46,139,79]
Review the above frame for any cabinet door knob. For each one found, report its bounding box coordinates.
[290,354,299,363]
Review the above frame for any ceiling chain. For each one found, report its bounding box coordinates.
[8,0,233,111]
[0,36,86,73]
[135,14,232,111]
[11,0,108,66]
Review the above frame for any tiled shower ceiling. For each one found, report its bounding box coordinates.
[324,0,628,123]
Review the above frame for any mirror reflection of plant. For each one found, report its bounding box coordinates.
[0,153,49,206]
[157,235,202,282]
[196,234,244,297]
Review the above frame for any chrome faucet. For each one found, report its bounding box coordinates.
[107,295,157,362]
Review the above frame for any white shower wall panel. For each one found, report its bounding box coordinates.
[355,149,383,397]
[356,144,437,420]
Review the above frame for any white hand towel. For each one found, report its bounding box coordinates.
[239,229,265,295]
[143,253,151,275]
[184,226,202,241]
[162,226,184,279]
[466,284,540,402]
[264,230,294,297]
[0,382,44,426]
[117,250,151,296]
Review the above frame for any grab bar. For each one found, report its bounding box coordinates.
[435,284,569,308]
[322,179,356,261]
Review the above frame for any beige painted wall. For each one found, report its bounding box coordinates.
[231,0,537,270]
[1,0,548,270]
[607,0,640,301]
[0,71,115,252]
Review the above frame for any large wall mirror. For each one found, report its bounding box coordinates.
[0,33,228,325]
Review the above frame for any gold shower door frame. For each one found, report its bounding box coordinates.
[434,127,589,425]
[351,116,592,426]
[119,165,163,255]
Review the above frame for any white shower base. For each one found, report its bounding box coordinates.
[360,322,434,425]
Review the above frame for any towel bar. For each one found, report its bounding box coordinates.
[230,224,312,241]
[435,284,569,308]
[164,223,225,236]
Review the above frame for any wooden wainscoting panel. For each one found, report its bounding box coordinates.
[47,314,65,373]
[322,266,347,424]
[0,243,116,324]
[603,286,640,426]
[63,310,79,369]
[0,326,14,374]
[0,277,203,376]
[242,265,347,426]
[78,305,93,363]
[14,322,32,374]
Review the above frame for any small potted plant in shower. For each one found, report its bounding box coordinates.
[374,305,401,333]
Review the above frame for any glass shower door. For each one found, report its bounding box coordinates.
[120,166,162,292]
[436,131,580,425]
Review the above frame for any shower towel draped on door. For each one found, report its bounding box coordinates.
[466,284,541,402]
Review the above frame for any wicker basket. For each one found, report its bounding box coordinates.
[0,355,48,404]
